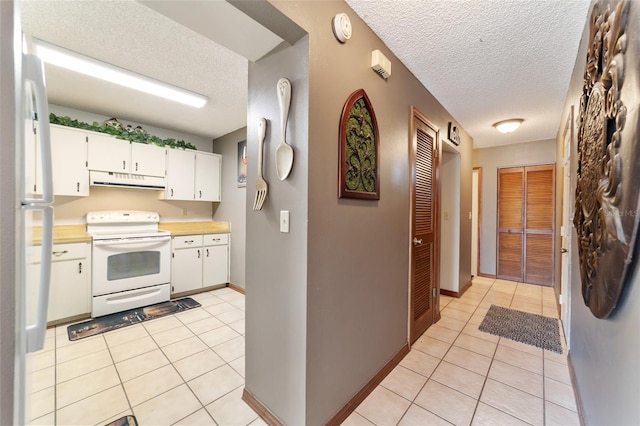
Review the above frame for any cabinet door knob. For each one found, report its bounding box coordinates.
[52,250,68,256]
[171,188,174,197]
[135,162,139,171]
[78,262,82,273]
[76,182,80,192]
[199,190,202,198]
[197,249,201,258]
[206,249,209,257]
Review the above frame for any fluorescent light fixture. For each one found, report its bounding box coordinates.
[493,118,524,133]
[33,39,208,108]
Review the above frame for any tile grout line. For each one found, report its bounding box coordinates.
[390,279,495,425]
[51,289,246,425]
[469,278,501,425]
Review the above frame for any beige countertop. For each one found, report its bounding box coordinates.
[32,221,230,244]
[33,225,91,245]
[159,221,230,236]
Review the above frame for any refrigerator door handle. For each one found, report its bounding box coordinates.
[22,53,52,204]
[25,205,53,353]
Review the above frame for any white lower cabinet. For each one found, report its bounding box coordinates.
[171,233,229,294]
[28,242,91,323]
[203,234,230,287]
[171,235,204,294]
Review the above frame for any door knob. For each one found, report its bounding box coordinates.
[413,237,423,246]
[561,248,568,253]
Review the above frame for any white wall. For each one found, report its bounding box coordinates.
[213,127,247,289]
[440,151,460,292]
[48,105,216,224]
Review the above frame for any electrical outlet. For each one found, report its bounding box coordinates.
[182,208,188,216]
[280,210,290,233]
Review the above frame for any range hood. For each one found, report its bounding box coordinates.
[90,171,165,190]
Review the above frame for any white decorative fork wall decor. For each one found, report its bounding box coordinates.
[253,118,268,211]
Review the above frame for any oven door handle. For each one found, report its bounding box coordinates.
[93,237,170,247]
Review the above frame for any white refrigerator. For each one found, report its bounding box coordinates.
[1,1,54,424]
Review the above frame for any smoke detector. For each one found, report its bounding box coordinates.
[332,13,352,43]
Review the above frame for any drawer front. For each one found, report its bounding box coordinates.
[29,242,89,264]
[173,235,203,249]
[49,243,90,262]
[203,233,229,246]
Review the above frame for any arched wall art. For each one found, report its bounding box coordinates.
[338,89,380,200]
[573,0,639,318]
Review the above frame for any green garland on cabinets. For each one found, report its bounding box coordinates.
[49,113,197,150]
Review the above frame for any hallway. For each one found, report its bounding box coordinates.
[344,277,578,426]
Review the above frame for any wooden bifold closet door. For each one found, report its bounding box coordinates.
[497,165,555,285]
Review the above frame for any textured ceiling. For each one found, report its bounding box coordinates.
[21,0,250,139]
[346,0,591,148]
[21,1,591,146]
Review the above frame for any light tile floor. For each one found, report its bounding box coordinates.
[27,278,579,426]
[26,287,265,426]
[344,277,580,426]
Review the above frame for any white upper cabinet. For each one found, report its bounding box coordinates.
[164,149,221,202]
[195,152,221,202]
[165,148,195,200]
[130,143,166,177]
[87,133,130,173]
[86,132,166,176]
[50,124,89,196]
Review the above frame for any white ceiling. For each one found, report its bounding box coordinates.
[346,0,591,148]
[20,0,275,140]
[22,1,591,148]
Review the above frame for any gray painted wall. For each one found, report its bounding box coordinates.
[213,127,247,288]
[273,2,473,424]
[245,36,309,425]
[0,1,17,422]
[472,139,556,276]
[243,1,473,423]
[558,0,640,423]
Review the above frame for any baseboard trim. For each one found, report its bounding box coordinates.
[228,283,246,295]
[242,388,285,426]
[460,279,472,296]
[440,280,472,299]
[326,342,410,425]
[478,272,497,279]
[567,352,586,426]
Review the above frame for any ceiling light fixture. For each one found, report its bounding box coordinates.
[32,39,208,108]
[493,118,524,133]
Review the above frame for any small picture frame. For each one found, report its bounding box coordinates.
[237,140,247,187]
[448,122,460,146]
[338,89,380,200]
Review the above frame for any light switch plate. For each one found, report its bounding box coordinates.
[280,210,290,233]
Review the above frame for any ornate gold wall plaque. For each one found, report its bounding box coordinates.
[339,89,380,200]
[573,0,638,318]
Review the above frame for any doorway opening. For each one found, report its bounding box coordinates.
[471,167,482,278]
[439,143,461,297]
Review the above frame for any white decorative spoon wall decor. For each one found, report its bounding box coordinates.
[275,78,293,180]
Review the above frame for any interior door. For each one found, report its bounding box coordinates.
[497,168,524,281]
[410,108,439,343]
[560,108,573,345]
[524,165,555,285]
